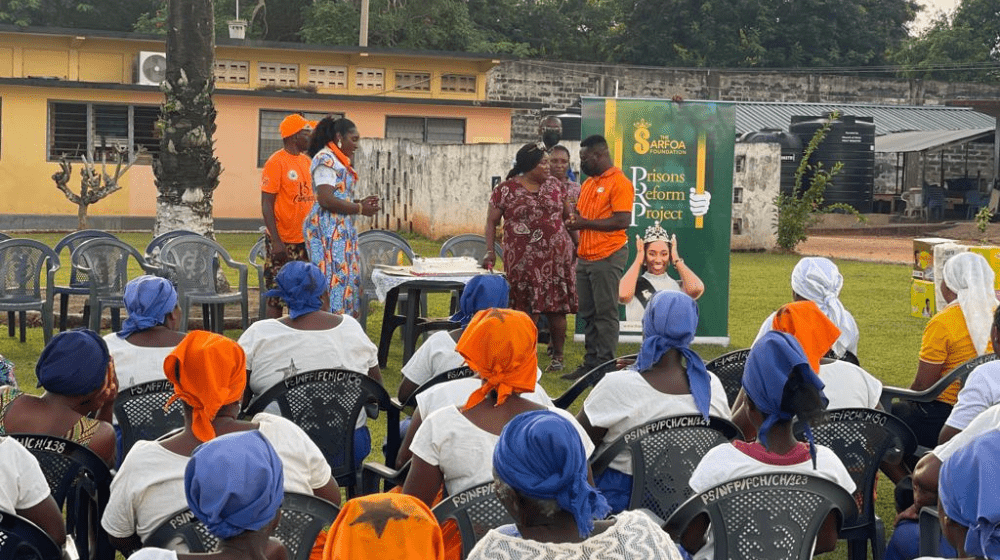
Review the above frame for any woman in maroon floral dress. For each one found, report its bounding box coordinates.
[484,142,577,372]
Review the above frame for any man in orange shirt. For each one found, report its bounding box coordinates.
[563,135,634,380]
[261,113,315,318]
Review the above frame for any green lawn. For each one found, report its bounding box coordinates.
[0,230,924,558]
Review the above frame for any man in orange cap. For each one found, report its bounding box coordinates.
[261,113,316,318]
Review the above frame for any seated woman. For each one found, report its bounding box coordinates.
[0,329,118,467]
[940,305,1000,444]
[102,331,340,556]
[894,252,997,449]
[619,223,704,322]
[397,274,509,403]
[103,275,184,391]
[238,261,382,467]
[324,494,444,560]
[685,331,855,559]
[0,435,67,550]
[576,290,731,512]
[402,308,593,504]
[754,257,860,362]
[127,430,288,560]
[763,300,882,411]
[469,410,684,560]
[919,429,1000,560]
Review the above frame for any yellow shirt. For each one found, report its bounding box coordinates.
[918,302,993,405]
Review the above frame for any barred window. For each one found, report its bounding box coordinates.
[385,117,465,144]
[257,109,337,167]
[48,102,160,163]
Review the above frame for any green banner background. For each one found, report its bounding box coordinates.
[580,97,735,343]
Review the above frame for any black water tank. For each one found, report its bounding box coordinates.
[737,128,803,198]
[789,113,875,212]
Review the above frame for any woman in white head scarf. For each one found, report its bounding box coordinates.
[893,251,998,449]
[753,257,860,361]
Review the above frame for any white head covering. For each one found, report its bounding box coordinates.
[942,252,998,356]
[790,257,860,358]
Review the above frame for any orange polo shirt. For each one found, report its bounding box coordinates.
[261,149,313,244]
[576,166,634,260]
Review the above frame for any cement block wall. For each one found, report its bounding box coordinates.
[732,143,780,251]
[489,60,1000,142]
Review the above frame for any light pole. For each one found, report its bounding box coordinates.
[359,0,370,47]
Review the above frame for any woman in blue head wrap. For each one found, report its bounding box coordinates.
[931,429,1000,560]
[397,274,509,403]
[469,409,684,560]
[126,431,289,560]
[104,275,184,392]
[575,291,732,512]
[238,260,382,468]
[684,331,856,559]
[0,329,118,467]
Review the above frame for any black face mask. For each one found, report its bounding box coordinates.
[542,130,561,148]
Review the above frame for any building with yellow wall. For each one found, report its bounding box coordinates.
[0,26,513,229]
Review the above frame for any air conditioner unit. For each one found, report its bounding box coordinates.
[136,51,167,86]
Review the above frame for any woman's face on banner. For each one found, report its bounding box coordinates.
[645,241,670,275]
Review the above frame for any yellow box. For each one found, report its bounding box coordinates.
[967,246,1000,291]
[913,237,957,280]
[911,279,936,319]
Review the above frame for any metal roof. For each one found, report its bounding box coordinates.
[874,128,995,153]
[730,101,996,136]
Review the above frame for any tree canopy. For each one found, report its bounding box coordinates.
[893,0,1000,82]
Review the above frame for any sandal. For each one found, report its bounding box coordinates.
[546,357,564,372]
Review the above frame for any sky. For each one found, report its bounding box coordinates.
[911,0,961,33]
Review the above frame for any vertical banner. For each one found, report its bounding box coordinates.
[580,97,735,344]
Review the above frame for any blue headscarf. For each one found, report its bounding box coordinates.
[633,291,711,420]
[939,430,1000,558]
[264,261,327,319]
[493,410,610,538]
[117,275,178,338]
[35,329,110,396]
[185,431,285,540]
[743,331,827,467]
[450,275,509,326]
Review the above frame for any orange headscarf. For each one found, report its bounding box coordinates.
[457,308,538,410]
[771,300,842,373]
[163,331,247,442]
[323,494,444,560]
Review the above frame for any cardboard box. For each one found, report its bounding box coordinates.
[911,279,936,318]
[967,246,1000,290]
[913,237,957,280]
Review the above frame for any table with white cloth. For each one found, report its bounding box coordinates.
[371,266,495,367]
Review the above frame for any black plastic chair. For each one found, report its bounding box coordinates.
[551,354,634,410]
[144,492,339,560]
[0,239,60,343]
[879,353,998,411]
[71,238,159,333]
[703,348,751,407]
[396,365,476,410]
[51,230,118,332]
[244,369,400,495]
[158,236,249,333]
[0,233,10,241]
[590,415,741,521]
[918,505,941,557]
[0,511,62,560]
[666,474,858,560]
[432,482,515,560]
[795,408,917,560]
[113,379,186,460]
[248,234,267,322]
[10,434,114,560]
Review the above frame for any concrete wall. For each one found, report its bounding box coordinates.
[489,60,1000,142]
[353,139,581,240]
[731,143,780,251]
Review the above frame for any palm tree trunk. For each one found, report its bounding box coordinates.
[153,0,221,236]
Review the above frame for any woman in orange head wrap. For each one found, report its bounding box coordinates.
[324,494,444,560]
[401,309,596,526]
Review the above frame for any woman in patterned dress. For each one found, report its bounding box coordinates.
[484,142,577,372]
[303,117,379,318]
